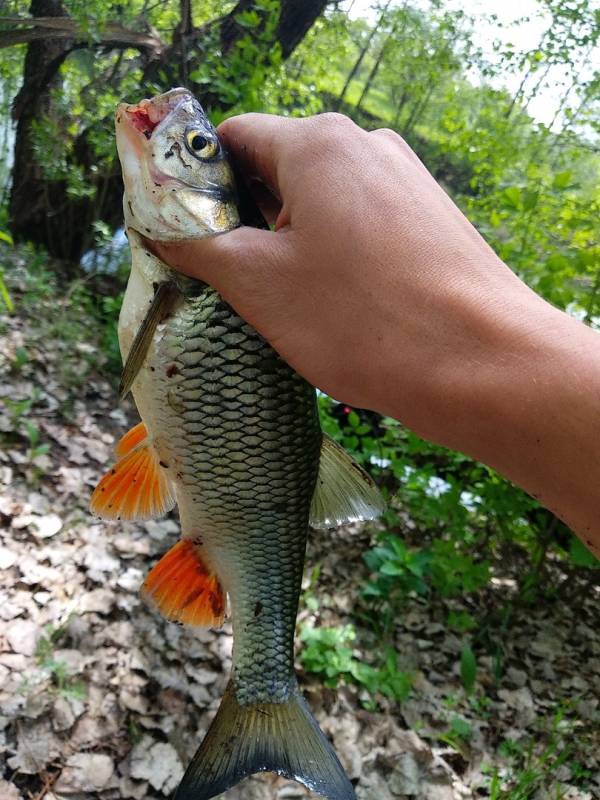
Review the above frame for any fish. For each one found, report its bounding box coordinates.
[90,88,385,800]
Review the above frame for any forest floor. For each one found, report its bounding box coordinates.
[0,254,599,800]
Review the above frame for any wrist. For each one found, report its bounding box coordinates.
[435,283,600,541]
[379,250,545,449]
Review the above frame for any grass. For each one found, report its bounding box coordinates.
[35,620,87,700]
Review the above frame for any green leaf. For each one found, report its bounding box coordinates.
[14,347,29,367]
[450,715,472,739]
[553,171,572,190]
[379,561,405,576]
[347,410,360,428]
[522,191,539,211]
[569,536,600,568]
[460,644,477,693]
[0,231,14,245]
[23,421,40,447]
[448,611,476,632]
[0,273,14,313]
[188,70,211,84]
[503,186,522,209]
[546,254,570,273]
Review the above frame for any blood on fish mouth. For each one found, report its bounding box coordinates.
[125,98,177,140]
[128,109,159,140]
[120,89,192,141]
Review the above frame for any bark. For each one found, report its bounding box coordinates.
[158,0,329,91]
[392,84,410,128]
[6,0,327,265]
[7,4,164,263]
[218,0,326,57]
[8,0,80,264]
[276,0,328,58]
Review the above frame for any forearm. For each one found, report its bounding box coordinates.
[407,279,600,552]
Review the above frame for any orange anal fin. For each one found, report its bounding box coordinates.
[116,421,148,458]
[89,441,175,521]
[141,540,225,628]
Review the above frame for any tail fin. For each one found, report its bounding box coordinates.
[174,681,355,800]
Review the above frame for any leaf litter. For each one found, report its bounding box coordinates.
[0,257,598,799]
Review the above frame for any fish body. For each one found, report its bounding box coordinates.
[122,277,321,702]
[91,89,384,799]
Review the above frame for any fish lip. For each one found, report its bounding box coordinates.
[147,159,234,204]
[192,185,234,203]
[116,87,193,141]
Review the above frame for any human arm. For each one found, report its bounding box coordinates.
[151,112,600,554]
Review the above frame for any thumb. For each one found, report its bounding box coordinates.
[151,226,292,326]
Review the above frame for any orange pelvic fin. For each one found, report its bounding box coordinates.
[115,421,148,458]
[141,540,225,628]
[90,425,175,521]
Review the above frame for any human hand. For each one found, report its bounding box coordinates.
[151,112,548,443]
[151,112,600,548]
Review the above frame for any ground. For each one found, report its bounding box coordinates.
[0,255,598,800]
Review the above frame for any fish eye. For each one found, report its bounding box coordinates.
[185,130,219,159]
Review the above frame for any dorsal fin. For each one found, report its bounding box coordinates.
[141,540,225,628]
[310,434,385,529]
[90,424,175,521]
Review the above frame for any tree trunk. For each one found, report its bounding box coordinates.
[392,84,411,128]
[402,83,434,136]
[355,22,396,113]
[8,0,77,262]
[356,2,408,114]
[7,0,327,265]
[7,1,163,264]
[333,0,391,112]
[276,0,327,58]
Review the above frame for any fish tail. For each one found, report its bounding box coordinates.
[174,680,355,800]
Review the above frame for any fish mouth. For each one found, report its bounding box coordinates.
[116,87,192,141]
[116,88,235,209]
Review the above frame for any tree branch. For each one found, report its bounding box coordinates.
[0,16,164,55]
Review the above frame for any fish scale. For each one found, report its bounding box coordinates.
[148,286,322,705]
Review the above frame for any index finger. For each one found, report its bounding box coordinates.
[217,113,300,198]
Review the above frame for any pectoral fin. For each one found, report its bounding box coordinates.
[141,540,225,628]
[115,420,148,457]
[89,423,175,521]
[119,281,180,400]
[310,434,386,529]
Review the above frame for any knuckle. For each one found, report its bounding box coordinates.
[316,111,355,130]
[313,113,358,147]
[373,127,400,141]
[303,112,360,160]
[371,127,408,150]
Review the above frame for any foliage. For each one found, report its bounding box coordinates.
[314,393,599,698]
[299,623,412,707]
[35,620,86,699]
[485,704,588,798]
[459,643,477,694]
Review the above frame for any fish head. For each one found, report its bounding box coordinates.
[116,88,240,241]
